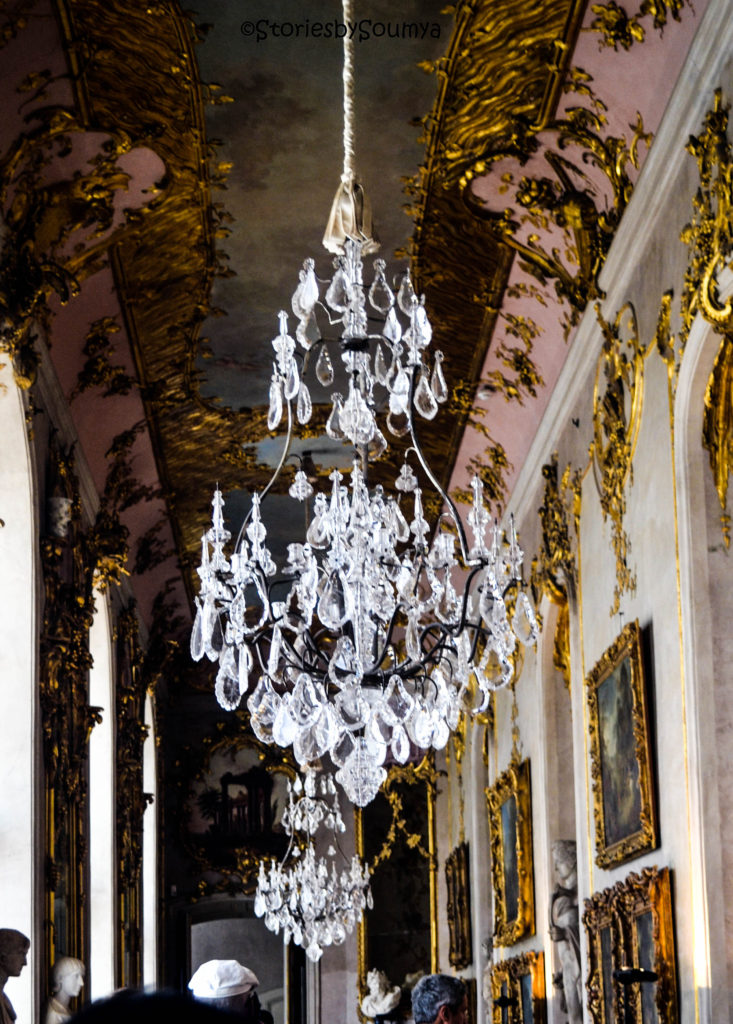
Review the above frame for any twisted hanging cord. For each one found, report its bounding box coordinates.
[342,0,355,181]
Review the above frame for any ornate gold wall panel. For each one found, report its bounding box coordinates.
[40,441,98,989]
[115,604,151,988]
[591,302,643,616]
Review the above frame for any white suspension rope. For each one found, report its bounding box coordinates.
[342,0,355,181]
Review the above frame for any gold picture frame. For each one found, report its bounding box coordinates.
[490,950,546,1024]
[446,841,472,969]
[486,757,535,946]
[586,620,658,868]
[355,756,439,1014]
[583,866,678,1024]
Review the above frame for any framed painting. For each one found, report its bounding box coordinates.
[490,951,545,1024]
[486,757,535,946]
[583,866,678,1024]
[446,841,472,969]
[586,620,657,868]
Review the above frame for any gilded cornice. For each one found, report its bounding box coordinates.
[406,0,586,507]
[53,0,254,599]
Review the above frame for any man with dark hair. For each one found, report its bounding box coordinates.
[411,974,467,1024]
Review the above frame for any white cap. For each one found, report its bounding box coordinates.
[188,960,259,1000]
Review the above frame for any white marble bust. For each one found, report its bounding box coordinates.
[360,969,401,1018]
[45,958,84,1024]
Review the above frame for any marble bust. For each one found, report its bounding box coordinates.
[0,929,30,1024]
[45,958,85,1024]
[360,969,401,1019]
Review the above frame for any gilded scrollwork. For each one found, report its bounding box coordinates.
[537,452,578,600]
[681,90,733,340]
[589,0,688,51]
[115,603,151,987]
[0,99,139,388]
[680,92,733,546]
[702,335,733,548]
[591,302,643,616]
[465,93,651,335]
[40,439,98,984]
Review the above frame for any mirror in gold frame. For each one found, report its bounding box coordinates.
[355,756,440,1015]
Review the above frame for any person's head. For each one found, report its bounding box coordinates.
[52,957,85,998]
[67,990,245,1024]
[0,930,30,979]
[188,960,259,1018]
[411,974,467,1024]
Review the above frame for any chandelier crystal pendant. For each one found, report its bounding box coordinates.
[254,767,372,962]
[189,0,539,807]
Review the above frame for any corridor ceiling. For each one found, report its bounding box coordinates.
[0,0,704,635]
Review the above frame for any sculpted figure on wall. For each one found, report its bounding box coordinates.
[0,930,30,1024]
[549,840,582,1024]
[45,958,85,1024]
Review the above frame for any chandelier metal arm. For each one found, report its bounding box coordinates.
[405,369,474,565]
[236,397,295,548]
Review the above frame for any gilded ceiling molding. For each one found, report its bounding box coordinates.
[406,0,586,508]
[53,0,253,599]
[589,0,689,50]
[463,80,651,333]
[0,94,135,389]
[680,91,733,547]
[591,302,642,616]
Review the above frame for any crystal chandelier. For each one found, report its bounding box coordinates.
[190,1,538,807]
[254,767,372,962]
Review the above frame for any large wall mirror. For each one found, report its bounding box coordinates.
[355,757,439,1010]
